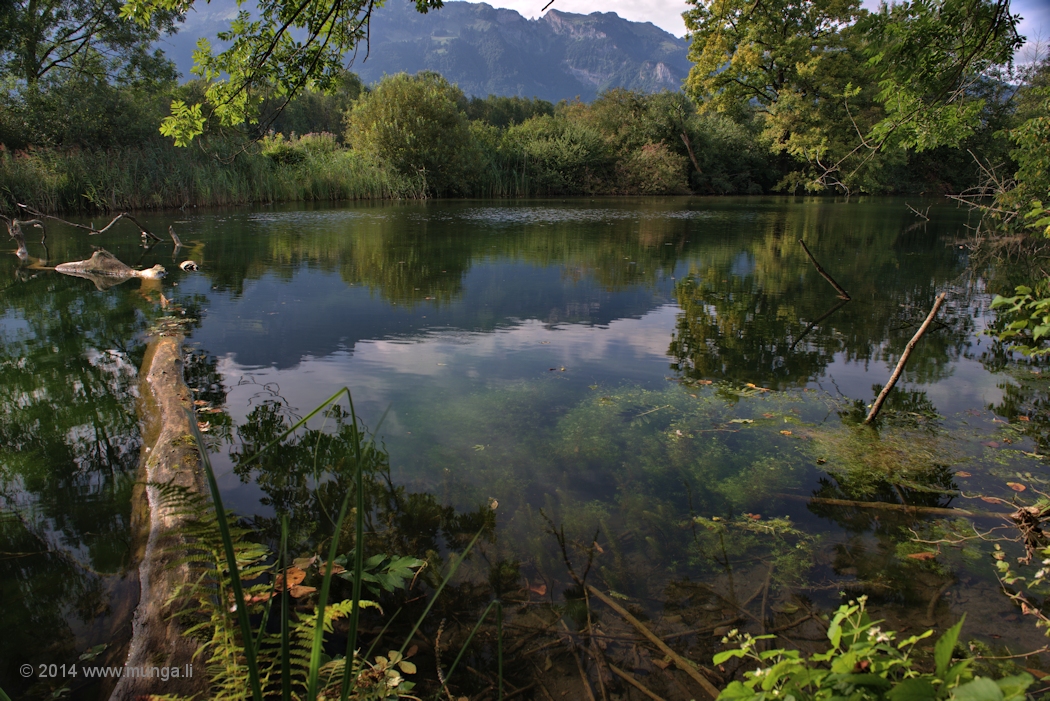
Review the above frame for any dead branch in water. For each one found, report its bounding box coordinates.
[16,204,163,242]
[865,292,947,424]
[798,239,851,300]
[791,298,851,350]
[906,203,931,221]
[586,584,721,700]
[777,493,1007,519]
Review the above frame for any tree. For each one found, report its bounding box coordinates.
[122,0,446,145]
[684,0,1023,194]
[345,72,476,196]
[0,0,179,86]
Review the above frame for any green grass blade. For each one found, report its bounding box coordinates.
[0,683,12,701]
[497,599,504,701]
[306,488,353,700]
[444,599,497,688]
[398,526,486,656]
[188,410,264,701]
[238,387,351,468]
[340,392,367,701]
[280,515,291,701]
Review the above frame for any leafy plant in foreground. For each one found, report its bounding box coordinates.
[713,596,1033,700]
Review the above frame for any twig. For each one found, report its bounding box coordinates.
[759,563,774,637]
[778,493,1007,518]
[798,239,850,300]
[586,585,721,700]
[974,646,1050,660]
[560,620,598,701]
[865,292,947,424]
[607,663,669,701]
[923,579,955,626]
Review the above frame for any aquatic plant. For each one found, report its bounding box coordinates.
[160,388,489,700]
[714,596,1034,700]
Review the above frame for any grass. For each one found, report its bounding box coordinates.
[0,139,426,215]
[182,387,495,700]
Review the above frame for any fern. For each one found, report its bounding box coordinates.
[152,481,414,700]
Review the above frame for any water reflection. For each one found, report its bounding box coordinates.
[5,198,1048,698]
[0,267,157,699]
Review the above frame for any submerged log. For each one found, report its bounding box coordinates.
[55,249,165,290]
[112,335,206,700]
[865,292,948,424]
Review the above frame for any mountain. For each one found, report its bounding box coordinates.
[157,0,692,103]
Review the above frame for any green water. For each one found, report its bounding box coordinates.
[3,197,1048,698]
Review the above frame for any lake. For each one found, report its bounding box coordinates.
[3,197,1047,699]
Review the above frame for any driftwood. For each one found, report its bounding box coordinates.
[798,239,851,300]
[586,585,721,700]
[3,215,46,259]
[55,249,165,290]
[864,292,948,424]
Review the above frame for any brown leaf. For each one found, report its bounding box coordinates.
[288,584,317,598]
[194,400,209,406]
[1007,482,1027,492]
[981,441,1000,448]
[780,430,793,436]
[292,556,316,570]
[244,592,274,605]
[196,421,210,432]
[529,582,547,596]
[698,379,713,385]
[906,552,937,561]
[745,513,761,520]
[1019,416,1031,422]
[406,645,419,659]
[593,541,605,554]
[762,413,775,419]
[955,471,971,477]
[981,496,1003,504]
[321,562,346,575]
[1025,668,1048,680]
[652,659,670,670]
[276,566,307,591]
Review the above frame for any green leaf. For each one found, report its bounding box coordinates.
[935,615,965,678]
[995,673,1035,701]
[713,649,748,664]
[887,678,937,701]
[951,677,1003,701]
[716,681,755,700]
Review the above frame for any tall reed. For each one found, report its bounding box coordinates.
[0,142,426,215]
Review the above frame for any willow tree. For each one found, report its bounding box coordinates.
[121,0,445,145]
[684,0,1023,194]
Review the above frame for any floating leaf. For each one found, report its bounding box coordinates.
[79,644,108,662]
[981,441,1000,448]
[771,603,799,614]
[780,430,793,436]
[593,541,604,553]
[276,566,306,591]
[1007,482,1027,492]
[288,584,317,598]
[906,552,937,561]
[745,513,761,520]
[529,582,547,596]
[293,556,317,570]
[763,413,775,418]
[955,471,971,478]
[981,496,1003,504]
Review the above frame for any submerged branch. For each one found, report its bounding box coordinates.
[586,585,721,700]
[864,292,947,424]
[798,239,850,300]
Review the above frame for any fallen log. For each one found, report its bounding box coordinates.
[777,493,1008,519]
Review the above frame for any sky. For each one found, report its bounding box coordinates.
[480,0,1049,57]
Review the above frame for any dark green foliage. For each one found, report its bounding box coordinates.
[465,95,554,128]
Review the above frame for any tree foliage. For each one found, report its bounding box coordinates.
[345,72,475,196]
[121,0,444,145]
[684,0,1023,194]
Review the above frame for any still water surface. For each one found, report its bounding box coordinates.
[2,197,1047,698]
